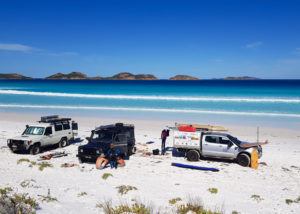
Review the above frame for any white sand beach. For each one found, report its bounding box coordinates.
[0,112,300,214]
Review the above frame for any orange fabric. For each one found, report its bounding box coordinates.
[96,157,109,169]
[251,149,259,169]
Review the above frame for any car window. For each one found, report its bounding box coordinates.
[94,131,113,141]
[227,135,241,145]
[114,134,126,143]
[23,127,45,135]
[220,137,231,145]
[123,131,131,139]
[205,136,218,143]
[63,123,70,130]
[44,127,53,135]
[72,122,78,130]
[54,124,63,131]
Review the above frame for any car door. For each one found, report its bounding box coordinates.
[53,124,63,145]
[43,126,54,146]
[218,136,238,158]
[62,122,72,139]
[202,135,223,157]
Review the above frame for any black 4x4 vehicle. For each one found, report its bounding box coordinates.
[77,123,136,163]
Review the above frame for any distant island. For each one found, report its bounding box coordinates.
[46,72,102,80]
[223,76,259,80]
[0,72,261,80]
[108,72,157,80]
[169,75,199,80]
[45,72,157,80]
[0,73,31,79]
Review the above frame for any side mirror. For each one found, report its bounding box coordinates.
[228,141,233,147]
[86,137,90,142]
[26,125,29,128]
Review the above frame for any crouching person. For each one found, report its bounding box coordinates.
[107,145,126,169]
[96,144,126,169]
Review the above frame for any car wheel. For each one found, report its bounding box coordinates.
[30,144,40,155]
[237,153,251,167]
[186,150,200,162]
[128,146,136,156]
[59,138,68,148]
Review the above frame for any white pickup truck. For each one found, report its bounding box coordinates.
[173,129,263,167]
[7,115,78,155]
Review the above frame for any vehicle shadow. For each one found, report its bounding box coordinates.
[171,147,235,164]
[69,137,84,145]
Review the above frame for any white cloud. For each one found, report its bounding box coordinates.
[245,41,263,49]
[0,42,78,56]
[46,51,79,56]
[0,43,36,52]
[212,59,224,63]
[278,58,300,65]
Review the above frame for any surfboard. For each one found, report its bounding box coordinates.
[171,162,219,172]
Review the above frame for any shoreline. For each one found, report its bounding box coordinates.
[1,108,300,132]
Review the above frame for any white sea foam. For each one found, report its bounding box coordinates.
[0,104,300,118]
[0,90,299,103]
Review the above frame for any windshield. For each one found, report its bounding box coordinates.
[227,135,241,145]
[23,126,45,135]
[91,131,113,141]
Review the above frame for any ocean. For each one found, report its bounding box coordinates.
[0,79,300,127]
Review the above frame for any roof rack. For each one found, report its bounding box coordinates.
[39,115,71,123]
[95,123,134,131]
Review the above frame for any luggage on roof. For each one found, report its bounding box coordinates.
[176,123,228,132]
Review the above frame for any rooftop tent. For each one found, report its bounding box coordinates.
[39,115,71,123]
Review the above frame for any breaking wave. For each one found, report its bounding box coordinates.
[0,90,299,103]
[0,104,300,118]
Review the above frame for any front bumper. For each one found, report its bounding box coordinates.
[7,140,29,152]
[77,153,99,162]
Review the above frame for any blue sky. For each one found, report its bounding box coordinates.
[0,0,300,79]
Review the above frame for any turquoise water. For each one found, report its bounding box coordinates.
[0,80,300,126]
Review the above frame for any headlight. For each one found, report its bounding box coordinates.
[96,150,100,154]
[80,149,83,153]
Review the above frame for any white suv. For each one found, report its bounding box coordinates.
[7,115,78,155]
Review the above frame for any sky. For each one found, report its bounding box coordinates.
[0,0,300,79]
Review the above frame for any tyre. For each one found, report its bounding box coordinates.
[127,146,136,156]
[237,153,251,167]
[186,150,200,162]
[30,144,41,155]
[59,138,68,148]
[78,158,85,163]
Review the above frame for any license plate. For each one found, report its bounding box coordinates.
[85,155,92,159]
